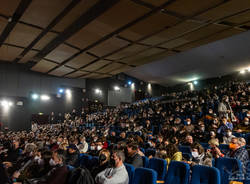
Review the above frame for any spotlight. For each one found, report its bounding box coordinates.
[128,81,132,85]
[95,88,102,94]
[40,95,50,101]
[1,100,8,107]
[193,81,198,85]
[65,89,71,95]
[248,68,250,72]
[131,83,135,90]
[59,88,64,93]
[31,93,39,100]
[114,86,120,91]
[240,70,246,74]
[8,102,13,106]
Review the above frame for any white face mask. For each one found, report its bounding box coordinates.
[49,158,56,166]
[191,152,199,158]
[96,145,102,151]
[90,146,96,150]
[244,121,249,126]
[227,132,232,137]
[186,121,191,125]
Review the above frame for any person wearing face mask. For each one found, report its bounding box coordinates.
[218,95,234,120]
[91,149,110,179]
[95,150,129,184]
[187,143,212,167]
[125,142,143,168]
[183,118,194,133]
[77,136,88,154]
[65,144,79,167]
[226,137,249,173]
[222,129,235,144]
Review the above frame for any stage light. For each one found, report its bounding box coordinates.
[131,83,135,90]
[8,102,13,106]
[193,81,198,85]
[128,81,132,85]
[147,83,152,94]
[59,88,64,93]
[248,68,250,72]
[31,93,39,100]
[240,70,246,74]
[40,95,50,101]
[1,100,8,107]
[95,88,102,95]
[114,86,120,91]
[65,89,71,94]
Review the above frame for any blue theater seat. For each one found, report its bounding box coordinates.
[148,158,167,181]
[142,156,149,168]
[124,163,135,184]
[165,161,190,184]
[190,165,220,184]
[133,168,157,184]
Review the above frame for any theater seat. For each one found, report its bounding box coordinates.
[165,161,190,184]
[133,168,157,184]
[190,165,220,184]
[178,146,191,154]
[125,163,135,184]
[215,157,243,184]
[148,158,167,181]
[67,165,75,171]
[142,156,149,168]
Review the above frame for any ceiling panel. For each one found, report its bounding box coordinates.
[44,43,79,63]
[88,37,130,57]
[109,65,133,75]
[19,50,38,63]
[49,66,74,76]
[196,0,250,22]
[106,44,148,60]
[97,63,125,73]
[165,0,224,17]
[122,48,166,64]
[83,73,101,79]
[0,17,8,35]
[140,20,203,45]
[0,0,20,17]
[176,28,244,51]
[31,59,58,73]
[5,23,42,47]
[82,60,111,71]
[20,0,71,28]
[33,32,58,50]
[119,12,180,41]
[94,0,150,32]
[141,0,169,6]
[65,52,96,69]
[159,24,228,48]
[91,74,111,79]
[65,70,89,78]
[223,10,250,25]
[53,0,99,32]
[0,45,23,61]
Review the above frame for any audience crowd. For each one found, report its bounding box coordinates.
[0,80,249,184]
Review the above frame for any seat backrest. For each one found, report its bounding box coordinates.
[165,161,190,184]
[178,146,191,154]
[125,163,135,184]
[190,165,220,184]
[79,154,92,169]
[148,158,167,180]
[215,157,243,184]
[133,168,157,184]
[142,156,149,168]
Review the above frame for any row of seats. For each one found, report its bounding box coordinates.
[76,153,249,184]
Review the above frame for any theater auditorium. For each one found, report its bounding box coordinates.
[0,0,249,184]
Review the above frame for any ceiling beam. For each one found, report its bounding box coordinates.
[29,0,120,65]
[0,0,32,47]
[14,0,81,63]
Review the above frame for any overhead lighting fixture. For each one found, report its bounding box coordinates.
[59,88,64,93]
[128,81,132,85]
[0,100,13,109]
[193,81,198,85]
[31,93,39,100]
[40,95,50,101]
[95,88,102,95]
[240,70,246,74]
[114,86,120,91]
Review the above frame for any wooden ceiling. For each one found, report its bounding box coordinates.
[0,0,250,79]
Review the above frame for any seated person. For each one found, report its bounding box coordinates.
[226,137,249,173]
[222,129,235,144]
[165,143,182,165]
[91,149,110,179]
[181,135,194,146]
[125,142,143,168]
[95,150,129,184]
[208,138,224,158]
[186,143,212,167]
[65,144,79,166]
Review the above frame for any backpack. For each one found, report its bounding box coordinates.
[67,167,94,184]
